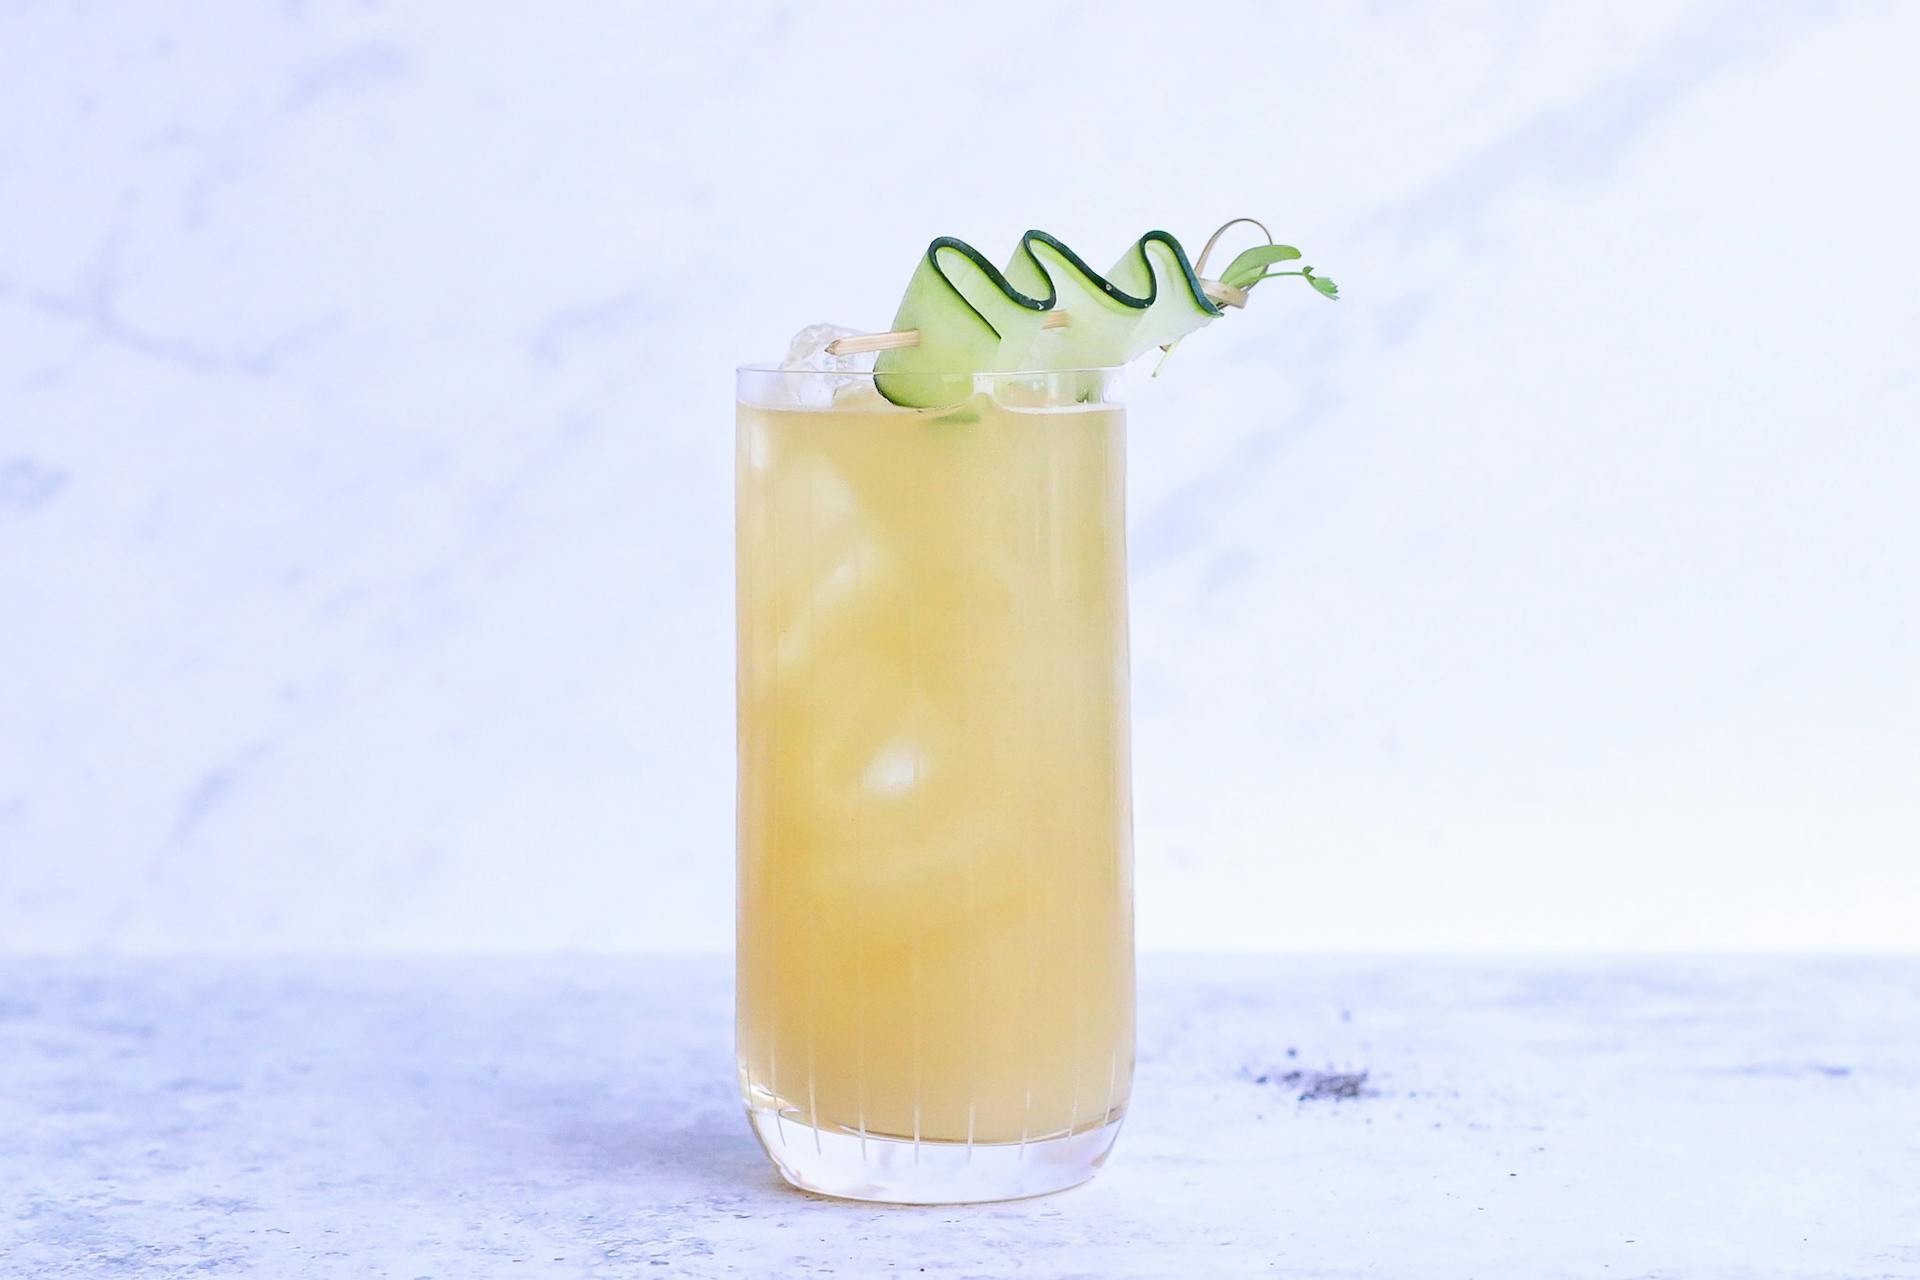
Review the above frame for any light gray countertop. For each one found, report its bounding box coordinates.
[3,956,1915,1278]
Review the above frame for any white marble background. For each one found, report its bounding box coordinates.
[2,3,1915,953]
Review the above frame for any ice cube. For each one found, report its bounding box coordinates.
[782,322,873,373]
[779,323,878,408]
[861,743,925,794]
[830,377,890,412]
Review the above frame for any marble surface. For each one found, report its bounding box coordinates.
[4,5,1919,956]
[3,955,1915,1278]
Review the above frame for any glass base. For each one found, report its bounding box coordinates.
[746,1106,1124,1205]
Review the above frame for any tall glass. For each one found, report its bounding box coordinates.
[735,364,1135,1203]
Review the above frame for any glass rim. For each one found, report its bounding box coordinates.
[735,362,1128,377]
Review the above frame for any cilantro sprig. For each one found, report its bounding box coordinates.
[1154,221,1339,375]
[1218,243,1339,300]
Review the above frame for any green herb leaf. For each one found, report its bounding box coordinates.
[1240,265,1342,299]
[1218,243,1302,289]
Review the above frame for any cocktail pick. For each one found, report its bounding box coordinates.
[825,281,1246,356]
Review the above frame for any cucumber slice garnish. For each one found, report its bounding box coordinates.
[874,230,1221,408]
[872,237,1046,409]
[872,225,1331,408]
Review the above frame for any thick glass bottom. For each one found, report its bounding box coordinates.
[746,1105,1124,1205]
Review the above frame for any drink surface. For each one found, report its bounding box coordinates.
[736,384,1134,1147]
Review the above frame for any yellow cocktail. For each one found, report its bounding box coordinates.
[735,367,1134,1202]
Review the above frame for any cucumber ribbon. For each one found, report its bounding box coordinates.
[873,225,1334,406]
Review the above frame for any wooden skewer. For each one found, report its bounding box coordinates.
[1204,280,1250,309]
[825,329,921,355]
[826,279,1248,356]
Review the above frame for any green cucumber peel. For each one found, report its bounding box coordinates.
[871,223,1338,407]
[874,230,1220,407]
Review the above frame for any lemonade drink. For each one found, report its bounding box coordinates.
[733,216,1335,1203]
[735,369,1134,1192]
